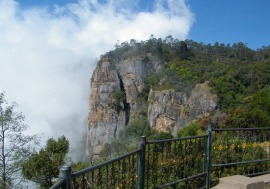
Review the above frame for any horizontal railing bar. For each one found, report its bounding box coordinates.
[213,127,270,131]
[246,170,270,177]
[148,134,208,144]
[153,172,207,189]
[49,179,65,189]
[198,186,207,189]
[212,158,270,167]
[71,149,141,177]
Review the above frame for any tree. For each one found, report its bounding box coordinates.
[22,136,69,188]
[0,92,39,188]
[221,88,270,128]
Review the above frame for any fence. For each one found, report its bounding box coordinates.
[50,126,270,189]
[211,127,270,185]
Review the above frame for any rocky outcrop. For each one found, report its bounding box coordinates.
[186,82,217,118]
[87,56,161,156]
[87,55,218,156]
[86,61,126,156]
[147,82,218,136]
[147,89,187,135]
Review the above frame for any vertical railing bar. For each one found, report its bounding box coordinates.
[121,159,124,188]
[153,143,157,188]
[174,140,177,180]
[184,139,186,179]
[160,141,163,185]
[117,161,121,187]
[106,165,108,189]
[237,130,240,162]
[83,174,86,189]
[166,141,170,183]
[136,152,139,188]
[58,165,71,189]
[120,159,123,188]
[137,136,146,189]
[195,138,198,175]
[71,177,74,189]
[128,155,130,187]
[98,168,102,188]
[206,124,212,189]
[268,132,270,159]
[146,143,149,188]
[189,139,192,177]
[226,130,228,164]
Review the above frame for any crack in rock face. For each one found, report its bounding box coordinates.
[87,57,217,157]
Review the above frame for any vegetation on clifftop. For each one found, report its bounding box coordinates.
[98,36,270,159]
[103,36,270,123]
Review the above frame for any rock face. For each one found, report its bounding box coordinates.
[87,56,218,156]
[147,82,218,136]
[86,61,125,156]
[86,56,161,156]
[147,89,187,136]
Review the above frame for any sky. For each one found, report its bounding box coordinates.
[0,0,269,160]
[188,0,270,49]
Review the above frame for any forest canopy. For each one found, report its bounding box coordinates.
[95,36,270,161]
[101,36,270,112]
[102,36,270,128]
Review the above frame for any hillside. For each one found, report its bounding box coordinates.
[86,36,270,159]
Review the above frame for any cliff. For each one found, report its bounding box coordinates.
[86,54,162,156]
[148,82,217,136]
[86,54,218,157]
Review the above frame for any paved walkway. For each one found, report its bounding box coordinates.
[212,174,270,189]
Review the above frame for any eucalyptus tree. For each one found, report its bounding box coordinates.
[0,92,39,188]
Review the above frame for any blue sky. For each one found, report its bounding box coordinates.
[188,0,270,49]
[16,0,270,49]
[0,0,269,162]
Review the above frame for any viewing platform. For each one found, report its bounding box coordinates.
[212,174,270,189]
[50,126,270,189]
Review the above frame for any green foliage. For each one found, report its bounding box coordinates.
[71,161,90,173]
[105,36,270,114]
[177,121,205,137]
[220,88,270,128]
[139,74,158,101]
[99,141,129,161]
[0,92,40,188]
[121,117,151,139]
[98,116,174,161]
[99,116,151,160]
[211,132,269,182]
[110,91,126,112]
[22,136,69,188]
[148,130,173,140]
[94,37,270,186]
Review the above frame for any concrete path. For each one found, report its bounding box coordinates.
[212,174,270,189]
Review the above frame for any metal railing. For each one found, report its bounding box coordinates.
[144,135,209,189]
[71,149,141,188]
[50,126,270,189]
[211,127,270,185]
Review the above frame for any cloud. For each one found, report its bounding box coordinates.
[0,0,194,160]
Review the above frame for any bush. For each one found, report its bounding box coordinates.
[177,121,205,137]
[121,116,151,140]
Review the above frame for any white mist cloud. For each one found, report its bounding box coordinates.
[0,0,194,160]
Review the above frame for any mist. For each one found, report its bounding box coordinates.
[0,0,194,161]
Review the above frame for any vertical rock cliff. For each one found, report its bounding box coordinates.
[87,55,218,157]
[87,55,162,156]
[147,82,218,136]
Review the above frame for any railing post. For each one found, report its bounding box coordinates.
[59,164,71,189]
[206,124,212,189]
[138,136,146,189]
